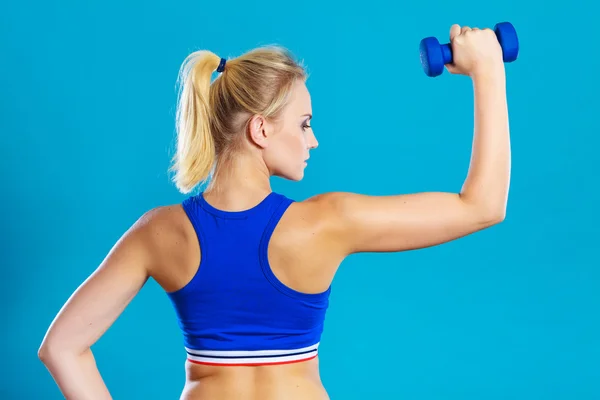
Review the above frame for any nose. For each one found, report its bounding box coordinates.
[309,130,319,149]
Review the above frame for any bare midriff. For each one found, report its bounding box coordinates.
[179,356,330,400]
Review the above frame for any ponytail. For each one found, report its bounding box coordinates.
[170,50,221,194]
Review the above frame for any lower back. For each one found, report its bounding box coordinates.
[180,357,329,400]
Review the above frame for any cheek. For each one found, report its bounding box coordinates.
[279,133,305,156]
[294,134,308,156]
[266,130,306,168]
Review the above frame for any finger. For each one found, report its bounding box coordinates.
[449,24,461,41]
[445,63,457,73]
[445,63,461,75]
[471,27,480,31]
[461,26,471,34]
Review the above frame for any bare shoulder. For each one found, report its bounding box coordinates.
[262,192,348,294]
[291,192,345,220]
[131,204,200,291]
[292,191,354,231]
[277,192,347,244]
[133,204,192,245]
[274,192,350,257]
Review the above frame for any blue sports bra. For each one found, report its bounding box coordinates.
[166,191,331,366]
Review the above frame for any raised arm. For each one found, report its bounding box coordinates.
[37,206,182,399]
[321,25,511,255]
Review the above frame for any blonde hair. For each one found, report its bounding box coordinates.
[169,46,307,194]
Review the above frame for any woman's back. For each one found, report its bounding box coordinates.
[150,190,343,399]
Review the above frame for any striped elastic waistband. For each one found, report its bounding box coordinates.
[185,342,320,366]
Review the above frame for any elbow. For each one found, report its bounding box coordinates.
[38,339,67,366]
[38,345,51,366]
[38,341,57,365]
[461,195,507,226]
[460,192,507,226]
[38,337,88,367]
[480,207,507,226]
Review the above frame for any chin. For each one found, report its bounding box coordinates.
[276,168,305,182]
[288,171,305,181]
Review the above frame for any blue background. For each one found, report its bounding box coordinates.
[2,0,599,398]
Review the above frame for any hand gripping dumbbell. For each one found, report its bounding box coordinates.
[419,22,519,77]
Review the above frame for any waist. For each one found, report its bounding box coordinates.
[182,355,328,400]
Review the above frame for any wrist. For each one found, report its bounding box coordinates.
[470,61,506,82]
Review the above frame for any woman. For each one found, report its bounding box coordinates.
[38,24,511,399]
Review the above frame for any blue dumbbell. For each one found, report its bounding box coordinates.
[419,22,519,77]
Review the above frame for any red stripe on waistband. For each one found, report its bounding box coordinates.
[186,354,318,367]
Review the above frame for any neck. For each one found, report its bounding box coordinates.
[203,150,272,210]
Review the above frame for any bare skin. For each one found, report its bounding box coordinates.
[38,24,511,399]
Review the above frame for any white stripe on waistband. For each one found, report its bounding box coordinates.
[185,342,320,358]
[187,348,319,365]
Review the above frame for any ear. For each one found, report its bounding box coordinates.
[247,114,270,149]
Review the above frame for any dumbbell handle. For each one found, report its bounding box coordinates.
[438,44,453,65]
